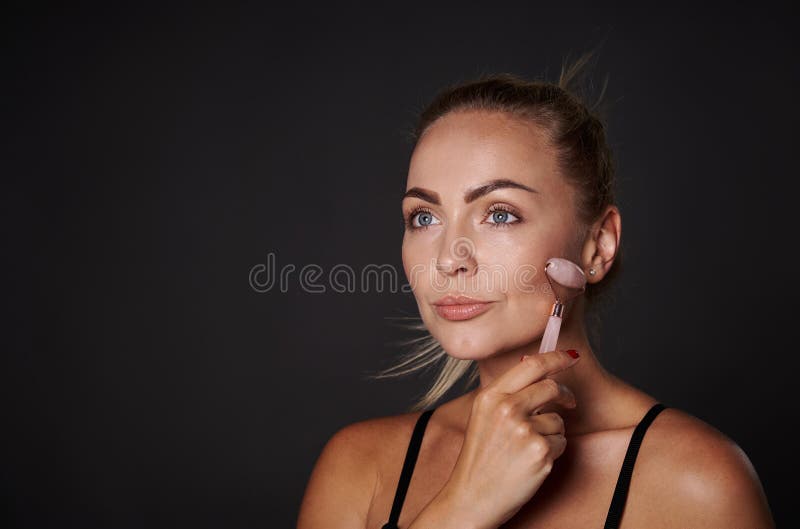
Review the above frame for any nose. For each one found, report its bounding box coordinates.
[435,234,478,277]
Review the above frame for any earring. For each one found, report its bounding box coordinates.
[588,267,596,276]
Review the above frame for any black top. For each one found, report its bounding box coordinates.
[381,402,668,529]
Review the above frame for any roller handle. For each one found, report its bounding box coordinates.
[538,314,563,354]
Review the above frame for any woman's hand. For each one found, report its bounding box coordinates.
[436,349,580,529]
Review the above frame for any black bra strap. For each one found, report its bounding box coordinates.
[381,408,436,529]
[603,402,668,529]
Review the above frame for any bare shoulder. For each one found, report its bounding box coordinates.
[296,411,423,529]
[634,407,775,529]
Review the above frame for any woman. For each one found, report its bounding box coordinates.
[296,57,775,529]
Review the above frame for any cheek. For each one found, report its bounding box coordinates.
[496,238,564,313]
[487,240,546,294]
[402,236,431,292]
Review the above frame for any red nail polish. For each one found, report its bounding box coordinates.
[566,349,579,359]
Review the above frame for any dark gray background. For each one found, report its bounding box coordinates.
[3,3,795,528]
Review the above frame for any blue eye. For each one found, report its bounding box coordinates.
[486,207,520,226]
[406,207,441,230]
[415,212,436,226]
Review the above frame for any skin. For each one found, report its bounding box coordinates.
[297,110,775,529]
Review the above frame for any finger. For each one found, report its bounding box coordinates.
[520,378,577,414]
[528,412,565,436]
[544,432,568,460]
[491,349,580,395]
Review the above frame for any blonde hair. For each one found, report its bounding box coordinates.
[367,50,621,412]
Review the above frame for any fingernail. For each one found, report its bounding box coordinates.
[566,349,579,359]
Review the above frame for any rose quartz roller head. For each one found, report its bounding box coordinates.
[537,258,587,354]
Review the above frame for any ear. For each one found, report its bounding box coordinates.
[580,205,621,284]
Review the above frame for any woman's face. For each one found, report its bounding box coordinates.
[401,110,584,360]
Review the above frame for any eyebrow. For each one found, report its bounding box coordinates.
[402,178,539,205]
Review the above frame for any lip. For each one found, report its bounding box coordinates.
[433,295,491,306]
[432,295,495,321]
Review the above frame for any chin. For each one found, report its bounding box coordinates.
[426,316,546,362]
[428,326,502,361]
